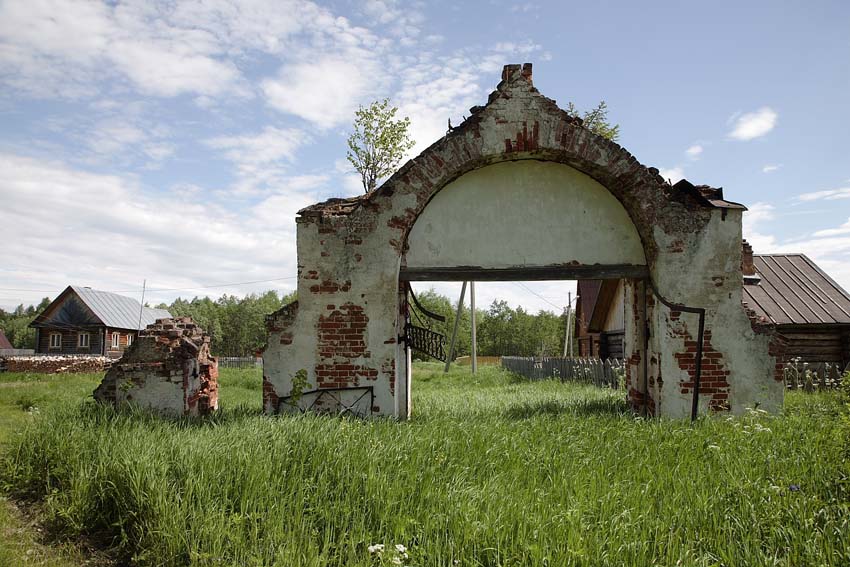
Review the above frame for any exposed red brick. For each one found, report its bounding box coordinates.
[674,328,730,412]
[94,317,218,417]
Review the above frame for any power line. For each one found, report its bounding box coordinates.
[512,282,565,311]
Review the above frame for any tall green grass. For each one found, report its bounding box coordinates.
[1,364,848,566]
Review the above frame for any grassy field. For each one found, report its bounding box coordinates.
[0,363,848,566]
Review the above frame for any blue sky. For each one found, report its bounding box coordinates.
[1,0,849,314]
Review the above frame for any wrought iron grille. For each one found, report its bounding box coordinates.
[278,386,374,417]
[406,323,446,362]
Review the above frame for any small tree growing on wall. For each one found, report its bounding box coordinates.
[347,99,415,193]
[567,101,620,141]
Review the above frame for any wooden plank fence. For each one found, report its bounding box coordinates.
[0,349,35,357]
[218,356,262,369]
[502,356,625,389]
[503,357,848,393]
[783,360,846,391]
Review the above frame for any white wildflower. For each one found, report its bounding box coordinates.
[368,543,384,554]
[395,544,407,554]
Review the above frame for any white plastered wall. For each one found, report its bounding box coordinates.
[405,161,646,269]
[648,209,784,417]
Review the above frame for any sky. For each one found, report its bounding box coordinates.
[1,0,849,315]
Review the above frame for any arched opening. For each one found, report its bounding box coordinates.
[396,160,649,417]
[263,63,784,421]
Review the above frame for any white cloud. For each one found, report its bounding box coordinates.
[813,217,850,237]
[685,144,703,159]
[262,55,381,129]
[659,167,685,184]
[207,127,303,168]
[0,0,385,101]
[362,0,424,45]
[762,164,782,173]
[206,126,307,195]
[742,202,778,252]
[797,187,850,201]
[35,100,179,169]
[0,152,299,308]
[729,107,777,141]
[0,0,251,99]
[342,174,365,196]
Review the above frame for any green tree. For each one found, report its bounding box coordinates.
[162,291,296,357]
[567,101,620,141]
[346,99,415,193]
[0,297,51,349]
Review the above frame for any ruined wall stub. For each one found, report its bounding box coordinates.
[94,317,218,416]
[264,63,785,419]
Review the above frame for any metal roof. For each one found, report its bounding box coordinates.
[71,286,171,330]
[743,254,850,325]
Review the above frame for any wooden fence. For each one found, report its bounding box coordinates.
[217,357,262,369]
[502,356,625,389]
[783,360,846,391]
[0,349,35,357]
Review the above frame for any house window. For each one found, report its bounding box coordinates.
[111,332,120,349]
[49,333,62,349]
[127,334,134,347]
[78,332,90,348]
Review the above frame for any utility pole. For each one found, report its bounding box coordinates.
[137,279,147,331]
[444,281,468,373]
[470,281,477,374]
[562,291,573,358]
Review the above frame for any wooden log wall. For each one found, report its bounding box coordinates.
[37,328,103,356]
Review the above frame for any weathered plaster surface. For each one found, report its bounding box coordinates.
[405,161,645,269]
[263,63,784,419]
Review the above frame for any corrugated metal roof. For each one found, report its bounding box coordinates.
[71,286,171,330]
[743,254,850,325]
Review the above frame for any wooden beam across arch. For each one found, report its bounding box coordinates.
[399,264,649,282]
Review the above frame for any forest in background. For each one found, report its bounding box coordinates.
[0,288,574,359]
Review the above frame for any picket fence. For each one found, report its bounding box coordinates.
[502,356,625,389]
[218,357,262,369]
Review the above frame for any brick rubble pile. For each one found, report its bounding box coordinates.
[94,317,218,416]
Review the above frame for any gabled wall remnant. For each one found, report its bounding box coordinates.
[264,63,785,419]
[94,317,218,416]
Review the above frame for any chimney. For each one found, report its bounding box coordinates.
[501,64,520,82]
[741,239,761,284]
[521,62,533,83]
[501,63,534,86]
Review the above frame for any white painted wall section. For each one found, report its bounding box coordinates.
[405,161,646,269]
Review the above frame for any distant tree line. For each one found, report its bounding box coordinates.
[155,291,296,357]
[411,289,575,361]
[2,288,574,359]
[0,298,51,349]
[0,292,296,357]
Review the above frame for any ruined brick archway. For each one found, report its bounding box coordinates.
[264,64,784,419]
